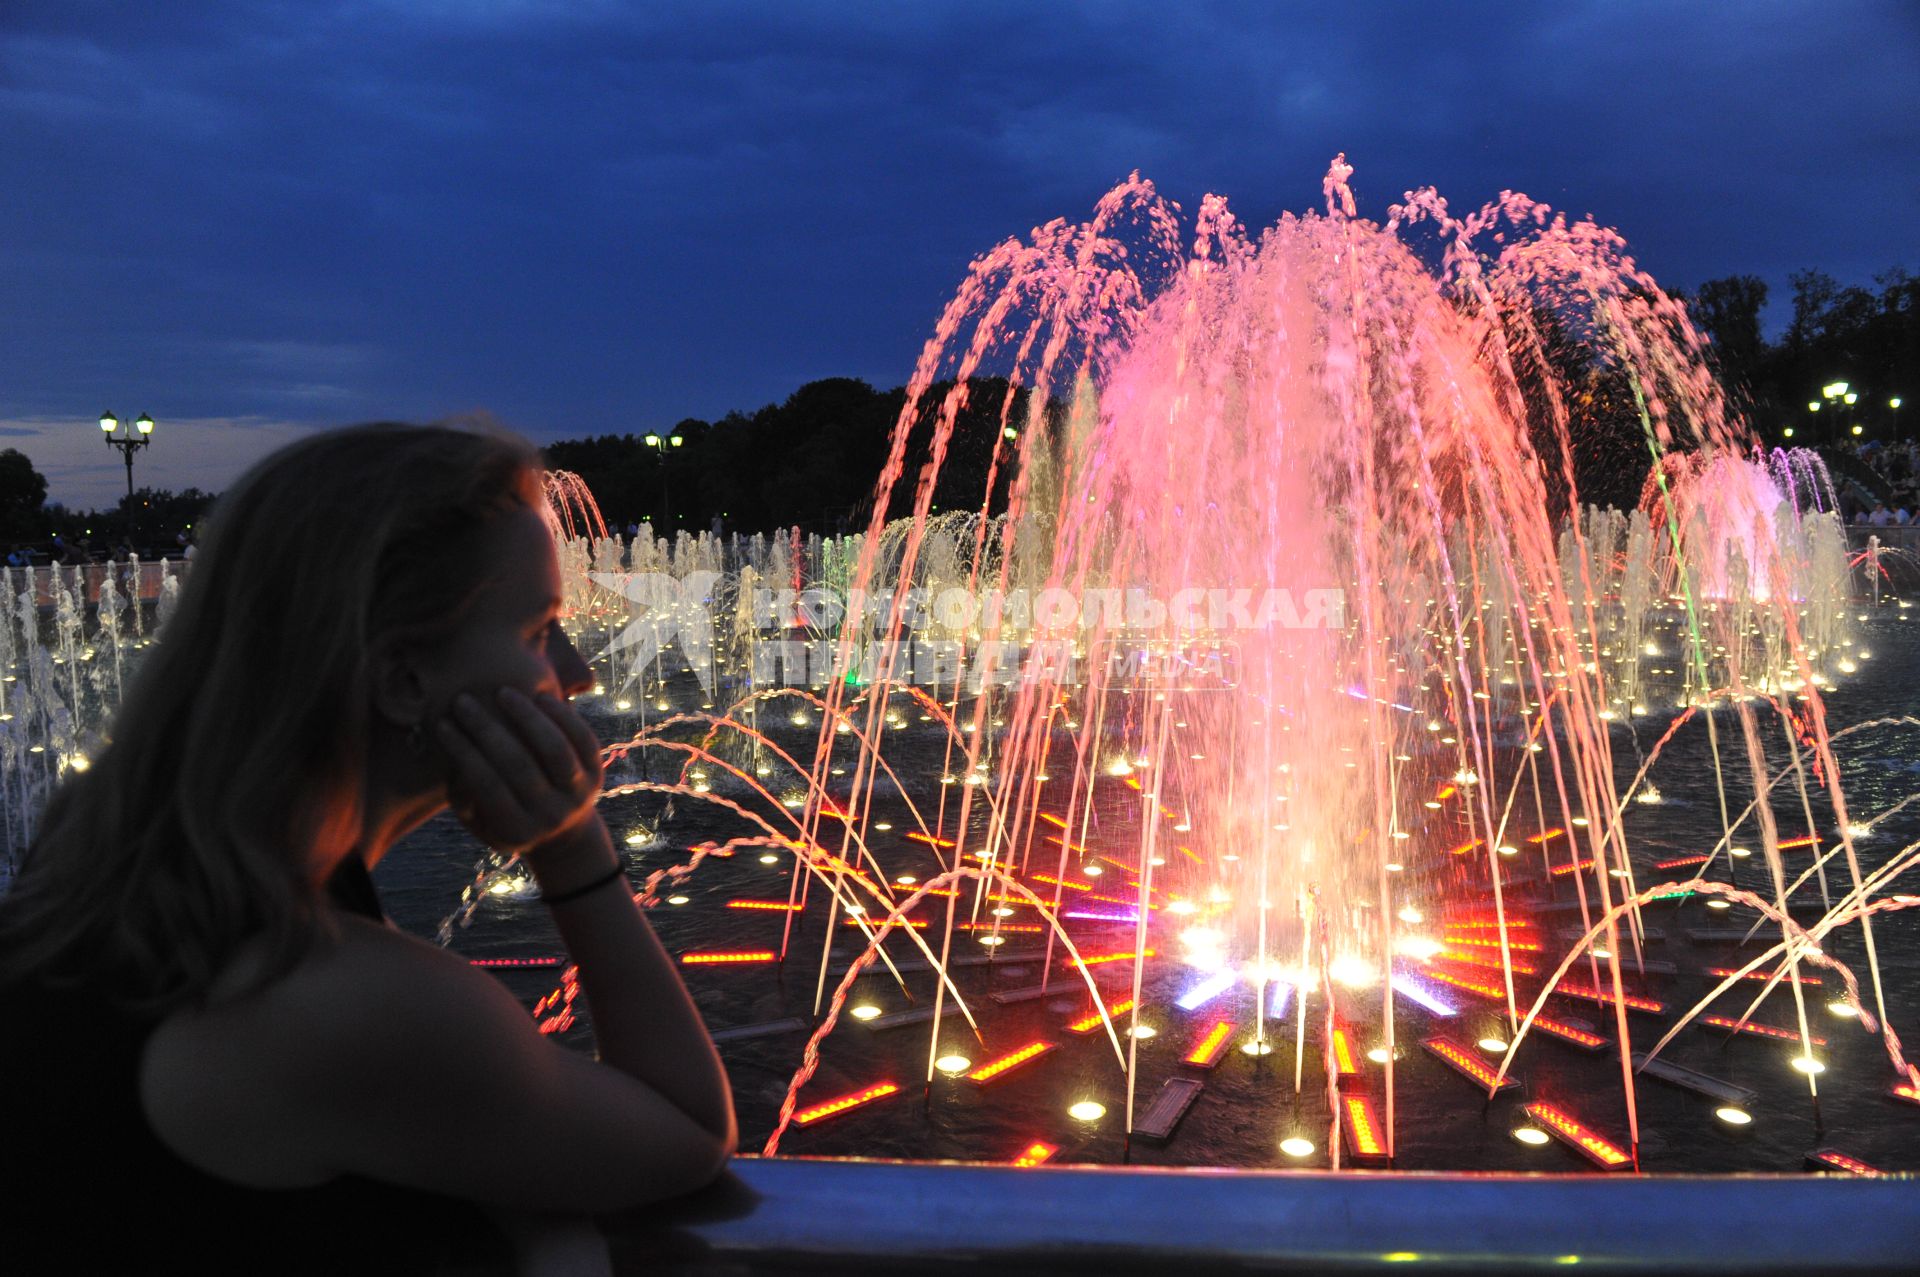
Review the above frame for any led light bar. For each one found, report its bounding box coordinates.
[1134,1077,1204,1142]
[1391,972,1459,1017]
[1077,949,1156,968]
[1421,968,1506,1001]
[1010,1141,1058,1167]
[1548,857,1598,877]
[905,831,957,847]
[845,917,929,928]
[1421,1035,1518,1093]
[1038,813,1069,829]
[1183,1020,1235,1068]
[959,922,1044,933]
[1066,998,1136,1034]
[1554,981,1666,1015]
[1704,966,1822,986]
[1629,1051,1757,1106]
[1031,873,1093,892]
[1527,828,1567,844]
[1700,1015,1825,1045]
[1330,1022,1361,1081]
[679,950,778,965]
[1340,1093,1391,1165]
[1889,1081,1919,1107]
[1532,1013,1608,1052]
[1524,1101,1631,1170]
[1778,835,1822,851]
[726,899,802,911]
[1442,916,1535,930]
[1063,909,1140,923]
[468,956,563,968]
[1654,854,1710,870]
[1437,948,1537,975]
[1447,839,1484,856]
[1807,1148,1883,1175]
[1176,969,1239,1011]
[793,1081,900,1125]
[1443,933,1544,952]
[967,1040,1056,1084]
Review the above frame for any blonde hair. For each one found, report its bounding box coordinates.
[0,421,542,1011]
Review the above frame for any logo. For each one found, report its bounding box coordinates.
[590,571,722,696]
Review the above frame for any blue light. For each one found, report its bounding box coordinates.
[1269,979,1295,1019]
[1177,968,1239,1011]
[1390,969,1459,1018]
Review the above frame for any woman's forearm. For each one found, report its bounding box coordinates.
[530,820,737,1148]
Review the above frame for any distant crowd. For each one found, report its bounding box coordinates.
[2,531,195,569]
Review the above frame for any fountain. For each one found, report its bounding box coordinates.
[4,159,1913,1269]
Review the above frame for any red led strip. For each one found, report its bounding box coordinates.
[1442,934,1543,952]
[1701,1015,1826,1045]
[1528,828,1567,844]
[468,957,563,968]
[1549,858,1598,877]
[1010,1141,1058,1167]
[1524,1101,1631,1169]
[905,832,956,848]
[726,899,802,911]
[1031,873,1093,892]
[1184,1020,1234,1067]
[1330,1024,1359,1077]
[1705,967,1822,986]
[1076,949,1156,968]
[845,917,928,928]
[1778,835,1821,850]
[1085,892,1157,909]
[1421,1036,1517,1092]
[680,950,777,965]
[1443,917,1534,930]
[1341,1093,1389,1162]
[1038,813,1069,829]
[960,922,1043,933]
[1448,839,1484,856]
[967,1040,1056,1083]
[1889,1082,1919,1107]
[1655,854,1710,870]
[1437,948,1537,976]
[1067,998,1136,1034]
[1421,968,1507,1000]
[793,1081,900,1125]
[1532,1014,1607,1049]
[1555,981,1666,1014]
[1809,1148,1883,1175]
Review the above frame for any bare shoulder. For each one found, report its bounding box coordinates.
[142,914,725,1211]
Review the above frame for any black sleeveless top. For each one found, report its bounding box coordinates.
[0,860,508,1275]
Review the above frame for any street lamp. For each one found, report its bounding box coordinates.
[100,410,156,498]
[641,431,685,524]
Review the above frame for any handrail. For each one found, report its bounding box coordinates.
[603,1155,1917,1274]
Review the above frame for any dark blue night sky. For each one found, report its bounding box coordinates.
[3,1,1916,505]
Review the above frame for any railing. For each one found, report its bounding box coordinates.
[601,1156,1916,1274]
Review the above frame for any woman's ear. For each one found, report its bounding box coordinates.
[369,635,431,734]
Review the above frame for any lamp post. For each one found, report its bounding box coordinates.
[643,431,684,526]
[100,411,155,499]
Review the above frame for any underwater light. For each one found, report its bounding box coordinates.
[1011,1141,1058,1166]
[1068,1101,1106,1122]
[968,1040,1055,1084]
[1279,1137,1315,1159]
[793,1081,900,1126]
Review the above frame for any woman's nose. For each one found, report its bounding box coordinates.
[551,628,593,698]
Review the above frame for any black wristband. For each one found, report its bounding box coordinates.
[541,864,628,906]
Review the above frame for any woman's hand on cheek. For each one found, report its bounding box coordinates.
[435,687,606,856]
